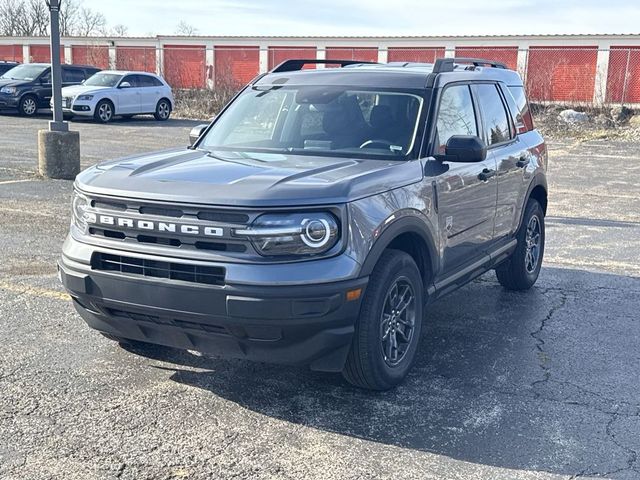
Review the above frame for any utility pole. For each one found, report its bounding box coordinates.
[38,0,80,179]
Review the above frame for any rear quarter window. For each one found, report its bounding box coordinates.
[507,86,534,132]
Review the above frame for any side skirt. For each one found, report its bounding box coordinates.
[426,239,517,303]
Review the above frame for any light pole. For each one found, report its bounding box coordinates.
[38,0,80,179]
[47,0,66,132]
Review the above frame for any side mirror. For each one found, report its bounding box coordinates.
[189,124,208,146]
[441,135,487,163]
[119,81,131,89]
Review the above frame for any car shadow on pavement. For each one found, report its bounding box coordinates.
[125,266,640,478]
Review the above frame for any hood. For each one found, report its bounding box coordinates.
[76,148,423,207]
[0,78,30,88]
[61,85,111,96]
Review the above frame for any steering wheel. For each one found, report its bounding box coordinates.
[359,139,395,150]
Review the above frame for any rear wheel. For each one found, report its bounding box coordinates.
[19,95,38,116]
[153,99,171,121]
[343,249,423,390]
[94,99,114,123]
[496,199,545,290]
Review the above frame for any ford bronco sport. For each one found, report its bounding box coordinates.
[59,58,548,390]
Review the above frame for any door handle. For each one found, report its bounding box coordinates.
[516,156,530,168]
[478,168,496,181]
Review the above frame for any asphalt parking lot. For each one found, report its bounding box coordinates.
[1,113,639,480]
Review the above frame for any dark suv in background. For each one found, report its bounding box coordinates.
[0,63,100,116]
[0,61,20,77]
[59,58,547,390]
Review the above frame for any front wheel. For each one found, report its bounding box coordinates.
[154,99,171,121]
[496,199,545,290]
[19,95,38,116]
[343,249,423,390]
[94,100,114,123]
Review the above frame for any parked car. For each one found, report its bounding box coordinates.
[0,61,20,77]
[59,58,547,390]
[56,70,174,123]
[0,63,100,116]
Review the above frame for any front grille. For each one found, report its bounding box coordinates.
[85,196,255,256]
[93,253,225,286]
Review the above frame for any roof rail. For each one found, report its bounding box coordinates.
[271,59,379,73]
[432,57,507,73]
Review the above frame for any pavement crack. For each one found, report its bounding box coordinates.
[530,291,569,393]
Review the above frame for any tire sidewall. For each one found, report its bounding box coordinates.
[155,99,171,120]
[94,100,113,123]
[518,200,545,283]
[20,95,38,116]
[360,252,423,387]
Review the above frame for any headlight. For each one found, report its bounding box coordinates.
[0,86,17,95]
[71,191,94,233]
[235,212,339,256]
[77,94,93,101]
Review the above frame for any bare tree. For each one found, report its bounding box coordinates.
[58,0,81,36]
[25,0,49,37]
[111,23,129,37]
[175,20,198,36]
[0,0,28,36]
[75,6,107,36]
[0,0,126,37]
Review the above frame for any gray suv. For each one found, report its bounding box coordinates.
[59,58,547,390]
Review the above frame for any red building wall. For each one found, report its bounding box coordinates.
[606,47,640,103]
[71,45,109,69]
[214,46,259,87]
[116,47,157,73]
[0,44,23,62]
[454,46,519,70]
[325,47,378,64]
[387,47,445,63]
[268,46,317,70]
[163,44,206,88]
[526,46,598,102]
[30,45,64,63]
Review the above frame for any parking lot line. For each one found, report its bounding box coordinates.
[0,179,38,186]
[0,280,70,301]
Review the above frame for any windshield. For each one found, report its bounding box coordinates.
[1,64,48,81]
[84,73,122,87]
[199,86,424,160]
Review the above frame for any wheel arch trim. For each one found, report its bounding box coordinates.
[358,213,439,282]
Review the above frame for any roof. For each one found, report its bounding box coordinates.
[256,60,524,89]
[95,70,159,75]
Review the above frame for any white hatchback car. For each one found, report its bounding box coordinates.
[57,70,174,123]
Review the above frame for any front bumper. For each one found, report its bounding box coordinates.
[0,93,19,109]
[59,236,367,372]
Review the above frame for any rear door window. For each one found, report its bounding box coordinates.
[434,84,477,154]
[62,68,85,83]
[474,83,513,146]
[507,86,534,132]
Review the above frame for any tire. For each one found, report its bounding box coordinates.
[495,199,545,291]
[63,113,74,121]
[153,98,171,121]
[19,95,38,116]
[343,249,424,390]
[94,99,114,123]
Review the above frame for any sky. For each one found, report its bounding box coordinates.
[84,0,640,37]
